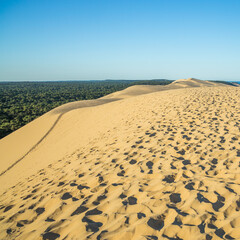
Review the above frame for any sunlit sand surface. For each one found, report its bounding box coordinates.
[0,79,240,240]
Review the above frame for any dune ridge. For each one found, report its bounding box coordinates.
[0,79,240,239]
[0,78,225,182]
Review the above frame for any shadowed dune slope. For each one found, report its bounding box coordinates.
[0,79,240,239]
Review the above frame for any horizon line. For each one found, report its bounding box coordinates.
[0,79,239,83]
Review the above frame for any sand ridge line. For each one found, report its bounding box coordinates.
[0,113,64,177]
[0,98,122,177]
[0,78,230,179]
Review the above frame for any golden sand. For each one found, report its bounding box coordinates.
[0,79,240,239]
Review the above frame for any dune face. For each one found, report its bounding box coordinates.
[0,79,240,239]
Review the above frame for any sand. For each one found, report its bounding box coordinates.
[0,79,240,239]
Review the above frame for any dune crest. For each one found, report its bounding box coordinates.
[0,80,240,239]
[0,78,225,185]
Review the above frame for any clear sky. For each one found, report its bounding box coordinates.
[0,0,240,81]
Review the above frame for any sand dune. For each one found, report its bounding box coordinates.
[0,79,219,187]
[0,78,223,189]
[0,79,240,239]
[170,78,225,88]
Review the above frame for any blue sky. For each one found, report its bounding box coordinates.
[0,0,240,81]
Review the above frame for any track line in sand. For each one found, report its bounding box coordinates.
[0,98,121,177]
[0,113,64,177]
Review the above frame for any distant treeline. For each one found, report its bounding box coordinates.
[0,79,237,139]
[0,79,172,139]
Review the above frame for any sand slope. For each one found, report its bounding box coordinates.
[0,79,240,239]
[0,78,214,189]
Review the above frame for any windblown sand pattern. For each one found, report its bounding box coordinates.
[0,81,240,239]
